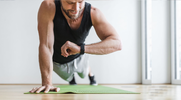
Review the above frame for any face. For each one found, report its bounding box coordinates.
[61,0,85,20]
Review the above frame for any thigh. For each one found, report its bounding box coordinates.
[53,61,74,82]
[75,54,89,78]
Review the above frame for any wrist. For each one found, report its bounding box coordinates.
[84,45,89,54]
[80,44,85,54]
[42,81,52,86]
[42,77,52,86]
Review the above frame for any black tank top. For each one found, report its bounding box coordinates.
[53,0,92,64]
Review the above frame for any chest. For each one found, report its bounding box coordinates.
[68,22,81,30]
[67,17,83,30]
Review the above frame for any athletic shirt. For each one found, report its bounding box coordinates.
[53,0,92,64]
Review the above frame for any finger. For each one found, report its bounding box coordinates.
[30,87,39,93]
[36,86,45,93]
[56,88,60,92]
[61,45,68,57]
[63,47,69,57]
[62,43,69,56]
[62,51,69,57]
[29,87,35,92]
[44,86,51,93]
[50,87,60,92]
[30,87,38,91]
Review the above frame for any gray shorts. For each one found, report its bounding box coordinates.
[53,54,89,82]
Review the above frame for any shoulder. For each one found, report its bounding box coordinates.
[90,6,107,25]
[40,0,55,10]
[90,6,101,15]
[41,0,55,6]
[38,0,55,20]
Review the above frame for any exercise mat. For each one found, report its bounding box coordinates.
[24,85,140,94]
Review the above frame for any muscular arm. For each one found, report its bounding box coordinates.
[29,0,60,93]
[38,1,55,86]
[61,7,122,57]
[85,7,122,55]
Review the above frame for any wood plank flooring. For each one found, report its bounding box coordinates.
[0,84,180,100]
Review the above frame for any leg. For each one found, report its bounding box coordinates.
[88,66,98,86]
[53,62,74,82]
[88,66,94,76]
[75,54,98,85]
[69,74,77,85]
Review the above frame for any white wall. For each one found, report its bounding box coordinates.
[0,0,141,84]
[152,0,171,83]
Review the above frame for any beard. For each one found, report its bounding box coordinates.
[61,6,84,20]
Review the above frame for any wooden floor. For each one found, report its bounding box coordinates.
[0,84,180,100]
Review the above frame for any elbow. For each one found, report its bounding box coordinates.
[39,44,54,55]
[116,39,122,51]
[117,45,122,51]
[110,35,122,51]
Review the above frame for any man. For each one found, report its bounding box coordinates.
[30,0,122,93]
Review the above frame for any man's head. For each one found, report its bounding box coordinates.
[60,0,85,20]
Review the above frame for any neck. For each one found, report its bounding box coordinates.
[61,7,84,23]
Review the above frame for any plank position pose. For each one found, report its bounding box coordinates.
[30,0,122,93]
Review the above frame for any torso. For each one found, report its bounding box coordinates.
[66,15,83,30]
[61,7,85,30]
[68,19,82,30]
[52,0,93,64]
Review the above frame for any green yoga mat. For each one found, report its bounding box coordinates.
[24,85,140,94]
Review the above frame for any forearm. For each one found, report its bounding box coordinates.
[39,45,53,86]
[85,36,122,55]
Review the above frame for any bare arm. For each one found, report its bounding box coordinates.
[38,0,54,86]
[30,0,60,93]
[61,7,122,57]
[85,7,122,55]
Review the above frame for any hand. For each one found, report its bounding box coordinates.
[29,84,60,93]
[61,41,81,57]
